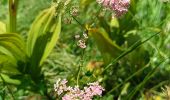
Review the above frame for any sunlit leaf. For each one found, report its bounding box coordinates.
[27,8,50,56]
[40,14,61,65]
[87,26,123,64]
[0,33,26,61]
[110,17,119,28]
[0,21,6,34]
[27,7,62,79]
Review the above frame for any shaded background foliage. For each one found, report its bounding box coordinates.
[0,0,170,99]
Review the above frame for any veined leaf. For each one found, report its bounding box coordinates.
[0,46,16,62]
[0,53,17,71]
[31,16,61,70]
[40,14,61,65]
[0,33,26,77]
[27,8,51,56]
[27,6,62,79]
[29,32,53,78]
[0,33,26,61]
[0,55,21,75]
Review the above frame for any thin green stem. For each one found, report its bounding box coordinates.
[8,0,18,33]
[76,49,85,86]
[104,31,160,71]
[71,15,85,31]
[76,64,81,86]
[107,58,168,95]
[106,63,150,94]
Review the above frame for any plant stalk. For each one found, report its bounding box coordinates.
[8,0,18,33]
[76,50,85,86]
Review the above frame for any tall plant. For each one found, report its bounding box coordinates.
[0,0,70,95]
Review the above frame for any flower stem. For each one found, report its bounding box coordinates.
[71,15,85,31]
[76,49,85,86]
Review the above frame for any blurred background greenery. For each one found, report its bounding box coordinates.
[0,0,170,99]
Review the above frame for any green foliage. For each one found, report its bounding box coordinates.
[0,33,26,65]
[0,0,170,99]
[87,26,123,64]
[0,21,6,33]
[0,0,62,98]
[26,6,61,80]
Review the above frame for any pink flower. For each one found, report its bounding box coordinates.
[77,39,86,49]
[54,78,68,95]
[96,0,130,17]
[103,0,110,6]
[62,94,73,100]
[54,79,105,100]
[87,82,105,96]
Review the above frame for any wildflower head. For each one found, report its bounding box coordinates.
[75,31,88,49]
[77,39,86,49]
[54,78,68,95]
[96,0,130,17]
[70,6,79,16]
[54,79,105,100]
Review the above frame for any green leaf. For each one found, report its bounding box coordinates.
[0,55,21,76]
[118,82,130,100]
[0,33,26,62]
[0,33,26,76]
[27,7,61,66]
[0,46,16,62]
[27,7,62,79]
[124,32,150,68]
[40,14,61,65]
[104,32,160,71]
[0,21,6,34]
[27,8,50,56]
[30,15,61,79]
[110,17,119,28]
[0,73,21,85]
[87,27,123,64]
[0,65,21,75]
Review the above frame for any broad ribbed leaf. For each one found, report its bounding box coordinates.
[0,33,26,76]
[27,7,61,65]
[40,14,61,65]
[0,33,26,61]
[29,32,54,78]
[27,8,50,56]
[27,7,62,79]
[0,46,15,62]
[0,54,21,76]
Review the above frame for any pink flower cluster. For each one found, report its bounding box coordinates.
[96,0,130,17]
[54,79,105,100]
